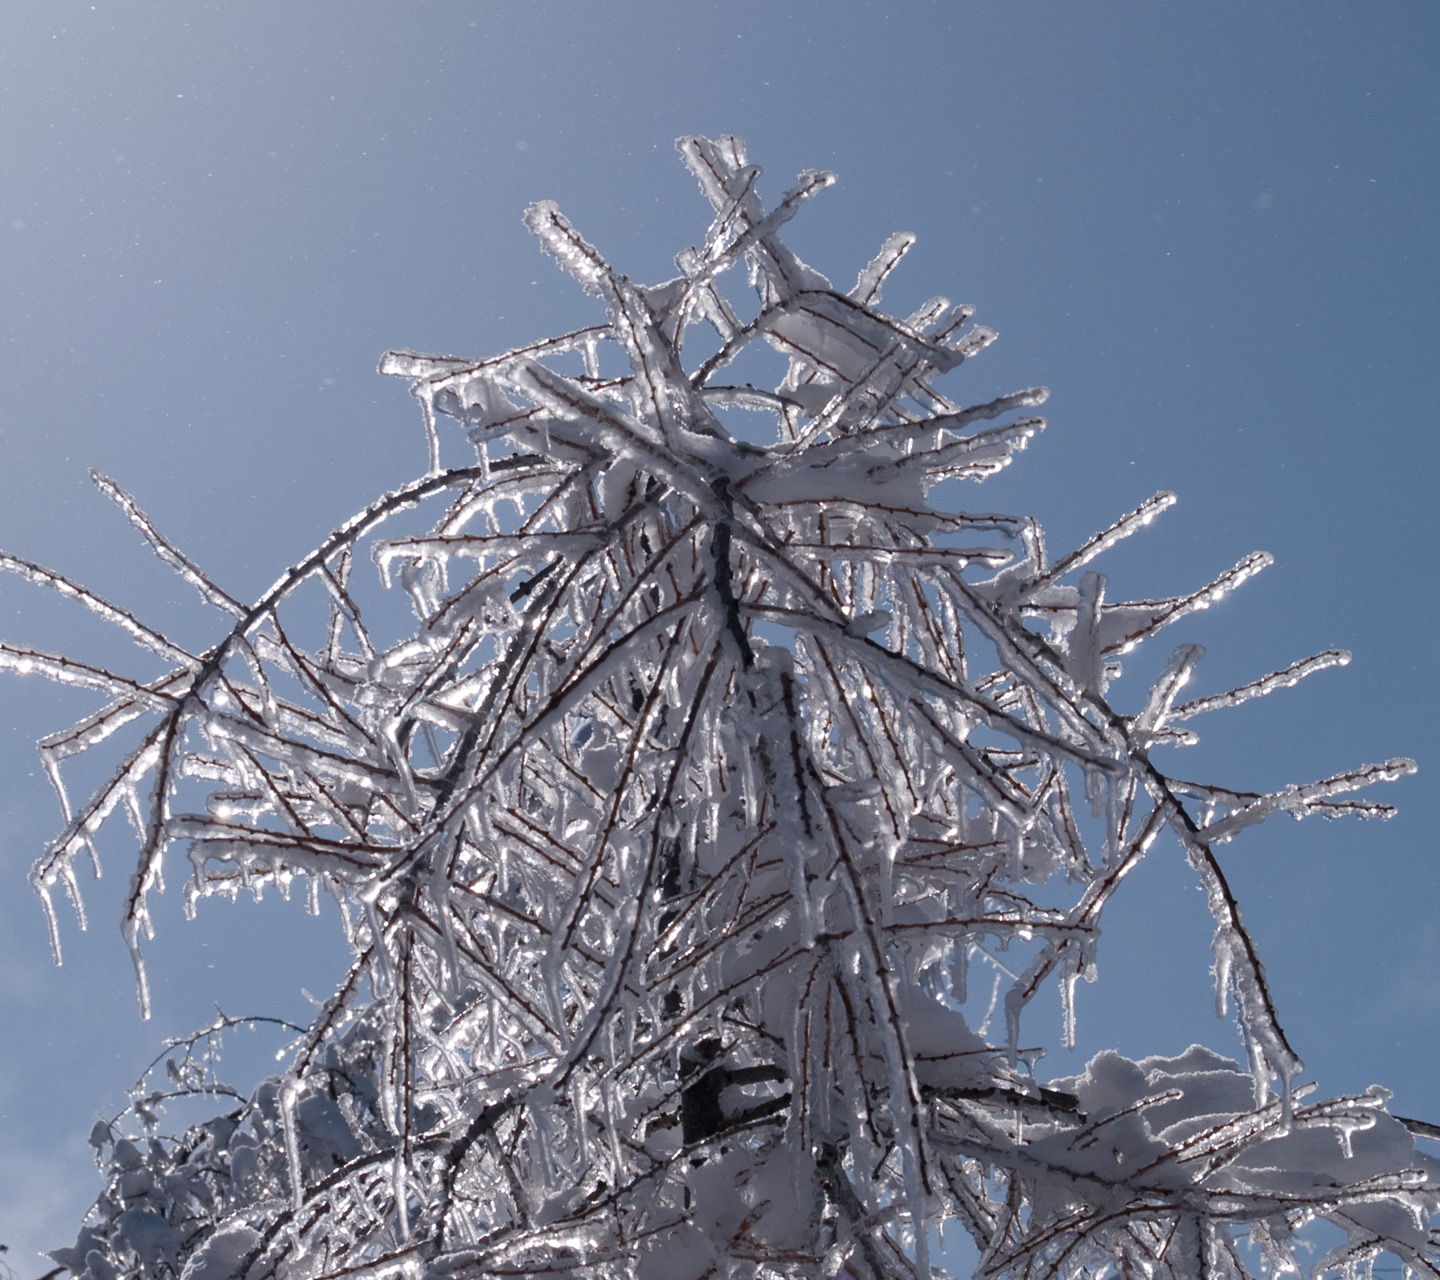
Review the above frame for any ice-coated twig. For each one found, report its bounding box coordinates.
[91,471,246,619]
[1196,757,1418,844]
[1023,491,1177,591]
[0,552,202,670]
[1170,648,1351,721]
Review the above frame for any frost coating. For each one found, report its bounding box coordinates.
[7,136,1433,1280]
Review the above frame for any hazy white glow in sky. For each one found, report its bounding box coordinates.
[0,1,1435,1266]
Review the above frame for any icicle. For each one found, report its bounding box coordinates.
[788,832,816,948]
[60,862,88,931]
[1213,931,1233,1018]
[569,1072,589,1174]
[392,1148,411,1242]
[949,939,969,1006]
[1060,957,1079,1051]
[37,883,63,965]
[280,1076,304,1211]
[601,1022,624,1192]
[125,928,152,1020]
[414,384,442,477]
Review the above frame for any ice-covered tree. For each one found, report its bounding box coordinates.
[8,136,1437,1280]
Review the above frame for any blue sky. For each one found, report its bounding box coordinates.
[1,0,1436,1265]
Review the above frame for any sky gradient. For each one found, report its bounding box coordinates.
[1,1,1436,1266]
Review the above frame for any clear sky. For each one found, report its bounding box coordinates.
[1,0,1436,1267]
